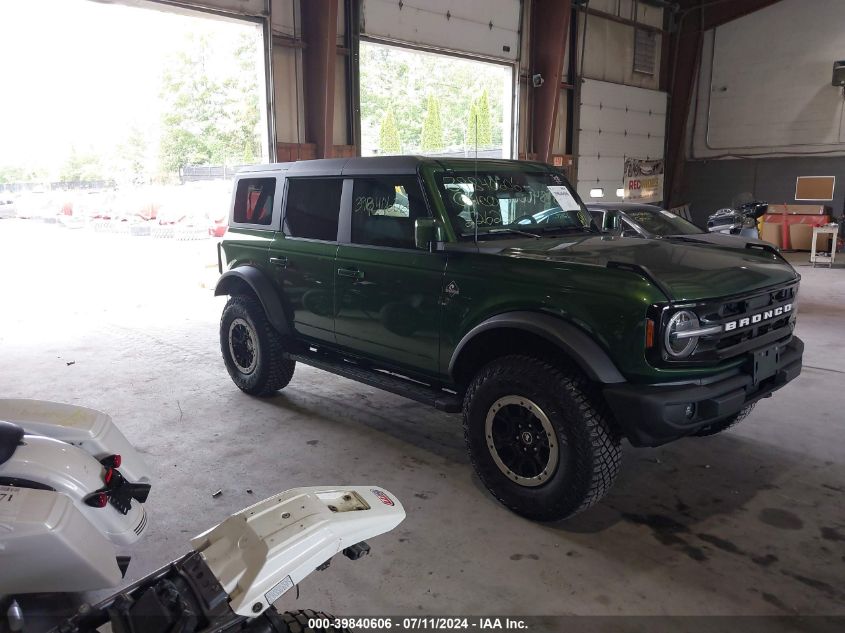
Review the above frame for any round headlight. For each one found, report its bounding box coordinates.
[664,310,700,358]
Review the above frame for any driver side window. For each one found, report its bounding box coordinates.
[351,176,428,249]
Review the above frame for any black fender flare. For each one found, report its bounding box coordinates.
[449,311,626,384]
[214,267,291,335]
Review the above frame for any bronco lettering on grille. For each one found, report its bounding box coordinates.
[723,303,793,332]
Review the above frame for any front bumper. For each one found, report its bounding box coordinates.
[604,336,803,447]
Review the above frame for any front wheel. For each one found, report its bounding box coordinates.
[220,295,295,396]
[463,355,621,521]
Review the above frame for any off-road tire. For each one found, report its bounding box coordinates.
[692,403,756,437]
[270,609,351,633]
[463,355,621,521]
[220,295,295,396]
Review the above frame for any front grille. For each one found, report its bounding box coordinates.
[656,282,798,365]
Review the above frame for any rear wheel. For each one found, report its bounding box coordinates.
[692,403,756,436]
[220,295,295,396]
[463,355,621,521]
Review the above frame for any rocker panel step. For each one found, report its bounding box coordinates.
[287,353,462,413]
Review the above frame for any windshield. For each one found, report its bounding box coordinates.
[624,208,703,236]
[434,169,595,239]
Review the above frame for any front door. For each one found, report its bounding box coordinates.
[269,176,344,344]
[334,175,445,376]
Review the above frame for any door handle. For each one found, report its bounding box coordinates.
[337,267,364,280]
[270,256,288,268]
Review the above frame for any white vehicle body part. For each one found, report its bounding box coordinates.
[0,435,147,546]
[0,399,151,484]
[192,486,406,616]
[0,485,126,592]
[0,399,151,594]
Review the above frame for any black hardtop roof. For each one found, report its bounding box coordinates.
[236,156,555,177]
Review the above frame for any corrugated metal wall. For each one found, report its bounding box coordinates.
[689,0,845,159]
[682,0,845,220]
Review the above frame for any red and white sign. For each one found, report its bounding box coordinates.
[623,157,664,203]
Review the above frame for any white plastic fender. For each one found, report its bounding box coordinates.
[0,485,125,593]
[0,435,146,547]
[191,486,406,616]
[0,399,150,484]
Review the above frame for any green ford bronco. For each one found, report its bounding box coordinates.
[215,156,803,521]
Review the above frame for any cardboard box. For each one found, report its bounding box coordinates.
[767,203,830,216]
[789,224,813,250]
[761,222,783,247]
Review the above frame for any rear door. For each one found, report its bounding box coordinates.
[268,177,345,344]
[333,174,446,376]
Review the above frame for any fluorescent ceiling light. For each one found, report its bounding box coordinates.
[590,188,604,198]
[616,188,625,198]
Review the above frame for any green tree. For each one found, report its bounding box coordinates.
[475,89,493,147]
[159,32,261,174]
[60,147,103,182]
[0,165,27,184]
[465,102,479,150]
[420,95,443,152]
[378,109,401,154]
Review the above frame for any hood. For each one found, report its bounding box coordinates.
[450,234,798,302]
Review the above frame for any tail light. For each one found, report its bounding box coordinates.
[85,491,110,508]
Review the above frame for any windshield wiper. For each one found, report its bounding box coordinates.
[465,228,542,239]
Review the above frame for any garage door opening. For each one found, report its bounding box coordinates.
[0,0,270,327]
[359,41,513,159]
[0,0,267,226]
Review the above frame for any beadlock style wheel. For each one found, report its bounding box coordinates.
[228,317,258,374]
[220,295,296,396]
[484,396,559,487]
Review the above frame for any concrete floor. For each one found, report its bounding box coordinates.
[1,221,843,623]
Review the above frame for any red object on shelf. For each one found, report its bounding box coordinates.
[762,209,832,250]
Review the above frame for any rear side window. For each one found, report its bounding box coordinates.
[233,178,275,225]
[284,178,343,241]
[351,176,428,249]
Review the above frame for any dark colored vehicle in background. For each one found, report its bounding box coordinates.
[215,157,803,521]
[589,202,770,249]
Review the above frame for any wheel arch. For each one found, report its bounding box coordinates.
[214,267,290,335]
[449,311,625,388]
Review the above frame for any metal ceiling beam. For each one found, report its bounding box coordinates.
[529,0,572,163]
[300,0,339,159]
[666,0,782,206]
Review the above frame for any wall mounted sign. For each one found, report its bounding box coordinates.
[623,157,664,204]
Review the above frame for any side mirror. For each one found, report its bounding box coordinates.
[604,209,621,231]
[414,218,439,250]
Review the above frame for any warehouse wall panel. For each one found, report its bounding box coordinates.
[576,12,662,91]
[689,0,845,158]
